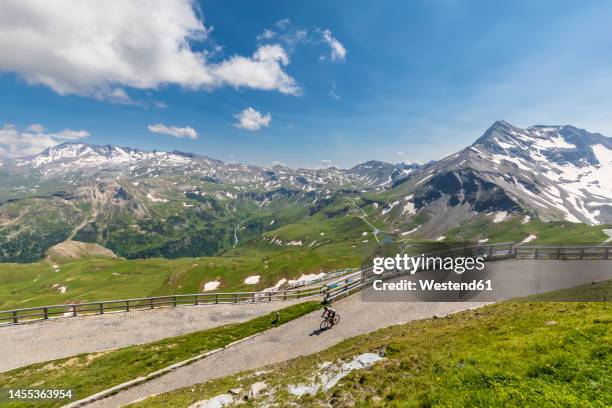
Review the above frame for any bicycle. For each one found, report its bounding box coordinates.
[320,310,340,330]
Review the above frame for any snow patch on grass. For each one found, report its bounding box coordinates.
[288,353,384,397]
[203,281,220,291]
[492,211,508,223]
[520,234,537,244]
[244,275,260,285]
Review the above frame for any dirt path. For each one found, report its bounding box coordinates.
[0,300,310,373]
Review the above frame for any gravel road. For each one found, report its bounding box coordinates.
[87,298,484,407]
[0,300,311,372]
[87,259,611,407]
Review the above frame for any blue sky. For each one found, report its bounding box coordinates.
[1,0,612,168]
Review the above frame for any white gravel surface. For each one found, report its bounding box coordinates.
[0,300,309,372]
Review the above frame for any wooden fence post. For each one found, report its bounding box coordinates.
[12,311,17,324]
[150,298,154,309]
[99,303,104,314]
[126,301,130,312]
[173,296,177,307]
[44,307,48,320]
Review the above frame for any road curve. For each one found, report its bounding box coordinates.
[86,260,611,407]
[87,298,484,407]
[0,300,311,373]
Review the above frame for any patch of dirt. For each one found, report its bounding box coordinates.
[45,240,117,263]
[40,356,82,372]
[86,350,112,364]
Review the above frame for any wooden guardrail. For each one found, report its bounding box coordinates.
[0,286,323,325]
[1,244,609,325]
[514,245,611,260]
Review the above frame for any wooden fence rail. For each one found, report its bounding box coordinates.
[0,287,323,325]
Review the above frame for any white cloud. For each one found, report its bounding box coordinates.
[321,29,347,62]
[257,29,276,41]
[397,151,405,156]
[0,0,300,100]
[28,124,45,133]
[0,123,90,158]
[214,45,300,95]
[329,81,341,100]
[54,129,90,140]
[147,124,198,139]
[256,20,347,65]
[321,159,335,167]
[234,108,272,131]
[275,18,291,29]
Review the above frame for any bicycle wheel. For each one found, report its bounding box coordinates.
[320,319,331,330]
[332,314,340,325]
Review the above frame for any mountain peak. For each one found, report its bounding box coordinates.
[490,119,513,128]
[472,120,520,147]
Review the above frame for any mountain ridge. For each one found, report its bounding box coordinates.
[0,120,610,263]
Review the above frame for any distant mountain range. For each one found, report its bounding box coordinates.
[1,142,417,191]
[1,120,610,262]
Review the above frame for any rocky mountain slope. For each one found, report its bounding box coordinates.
[0,120,610,262]
[372,121,612,238]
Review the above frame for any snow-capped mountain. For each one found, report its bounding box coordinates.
[387,121,612,233]
[6,142,410,192]
[470,121,612,224]
[1,120,610,263]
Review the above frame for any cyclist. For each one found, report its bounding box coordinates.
[322,305,336,320]
[320,305,340,330]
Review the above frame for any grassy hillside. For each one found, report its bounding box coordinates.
[45,240,117,263]
[0,245,361,311]
[1,216,608,311]
[442,217,609,243]
[130,281,612,407]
